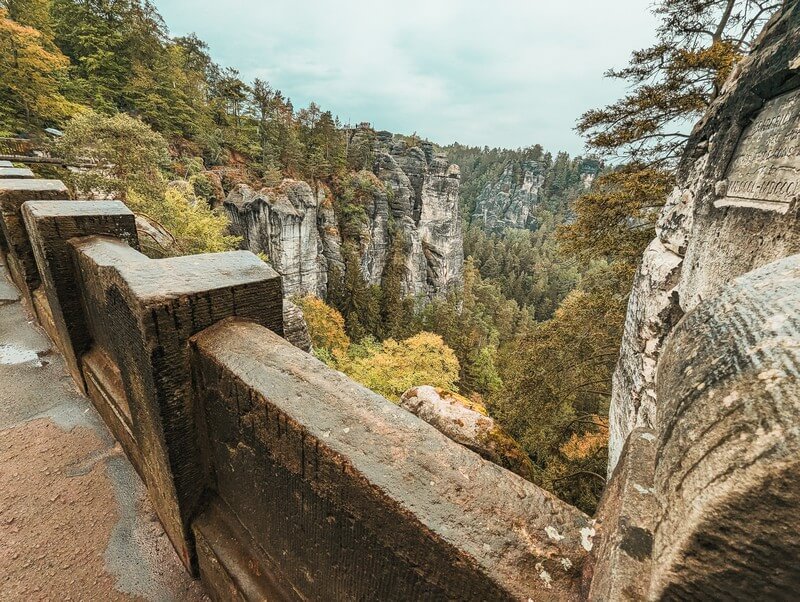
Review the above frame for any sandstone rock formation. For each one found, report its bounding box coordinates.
[472,161,545,231]
[399,385,535,481]
[344,127,463,297]
[224,127,464,301]
[282,299,312,352]
[608,5,800,472]
[224,180,327,298]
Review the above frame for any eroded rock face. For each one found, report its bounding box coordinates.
[224,180,327,298]
[282,299,312,353]
[608,5,800,472]
[225,130,464,302]
[648,254,800,599]
[368,133,463,297]
[472,161,545,231]
[399,385,535,481]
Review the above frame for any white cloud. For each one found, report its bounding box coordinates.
[155,0,658,155]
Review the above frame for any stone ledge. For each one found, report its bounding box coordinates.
[192,319,590,601]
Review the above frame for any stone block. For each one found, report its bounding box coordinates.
[0,160,13,168]
[651,254,800,598]
[0,167,35,179]
[191,319,591,600]
[71,237,283,570]
[22,200,138,388]
[588,428,657,601]
[0,179,69,299]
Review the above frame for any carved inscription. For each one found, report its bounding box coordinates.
[719,87,800,212]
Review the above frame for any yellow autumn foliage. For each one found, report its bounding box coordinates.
[295,295,350,358]
[344,332,460,402]
[127,185,240,256]
[297,296,460,403]
[0,8,80,125]
[560,427,609,462]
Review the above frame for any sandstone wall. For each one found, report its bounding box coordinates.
[609,5,800,471]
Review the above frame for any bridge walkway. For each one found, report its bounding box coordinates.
[0,255,206,600]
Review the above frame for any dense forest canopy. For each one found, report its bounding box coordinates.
[0,0,779,513]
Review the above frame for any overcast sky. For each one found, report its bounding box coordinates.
[154,0,658,156]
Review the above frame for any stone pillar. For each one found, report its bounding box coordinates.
[21,201,139,389]
[0,179,69,302]
[71,236,283,571]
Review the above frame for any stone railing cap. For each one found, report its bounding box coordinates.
[23,200,132,217]
[194,319,591,599]
[0,178,68,192]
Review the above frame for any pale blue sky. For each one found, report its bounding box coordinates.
[154,0,658,156]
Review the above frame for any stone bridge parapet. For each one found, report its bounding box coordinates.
[1,161,799,597]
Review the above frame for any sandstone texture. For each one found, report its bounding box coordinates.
[399,385,536,481]
[224,180,327,297]
[651,254,800,598]
[192,320,590,601]
[472,161,546,231]
[370,132,464,297]
[588,428,657,601]
[609,5,800,471]
[282,298,313,352]
[224,127,463,301]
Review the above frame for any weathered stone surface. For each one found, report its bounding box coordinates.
[192,320,590,601]
[71,237,284,570]
[135,213,178,257]
[0,160,13,168]
[0,179,69,297]
[472,161,546,231]
[282,298,312,352]
[717,86,800,212]
[225,180,327,297]
[608,238,683,471]
[588,428,657,601]
[22,200,139,388]
[193,499,295,601]
[0,167,35,179]
[224,129,463,302]
[609,5,800,471]
[651,254,800,599]
[0,257,205,601]
[399,385,536,481]
[373,138,464,297]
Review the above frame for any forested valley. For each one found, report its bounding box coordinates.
[0,0,777,513]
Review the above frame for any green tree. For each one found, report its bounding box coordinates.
[559,166,673,268]
[56,110,169,201]
[490,264,627,513]
[128,182,240,255]
[577,0,783,166]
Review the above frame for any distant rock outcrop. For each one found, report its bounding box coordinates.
[224,127,463,301]
[400,385,535,481]
[472,161,545,231]
[224,180,327,298]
